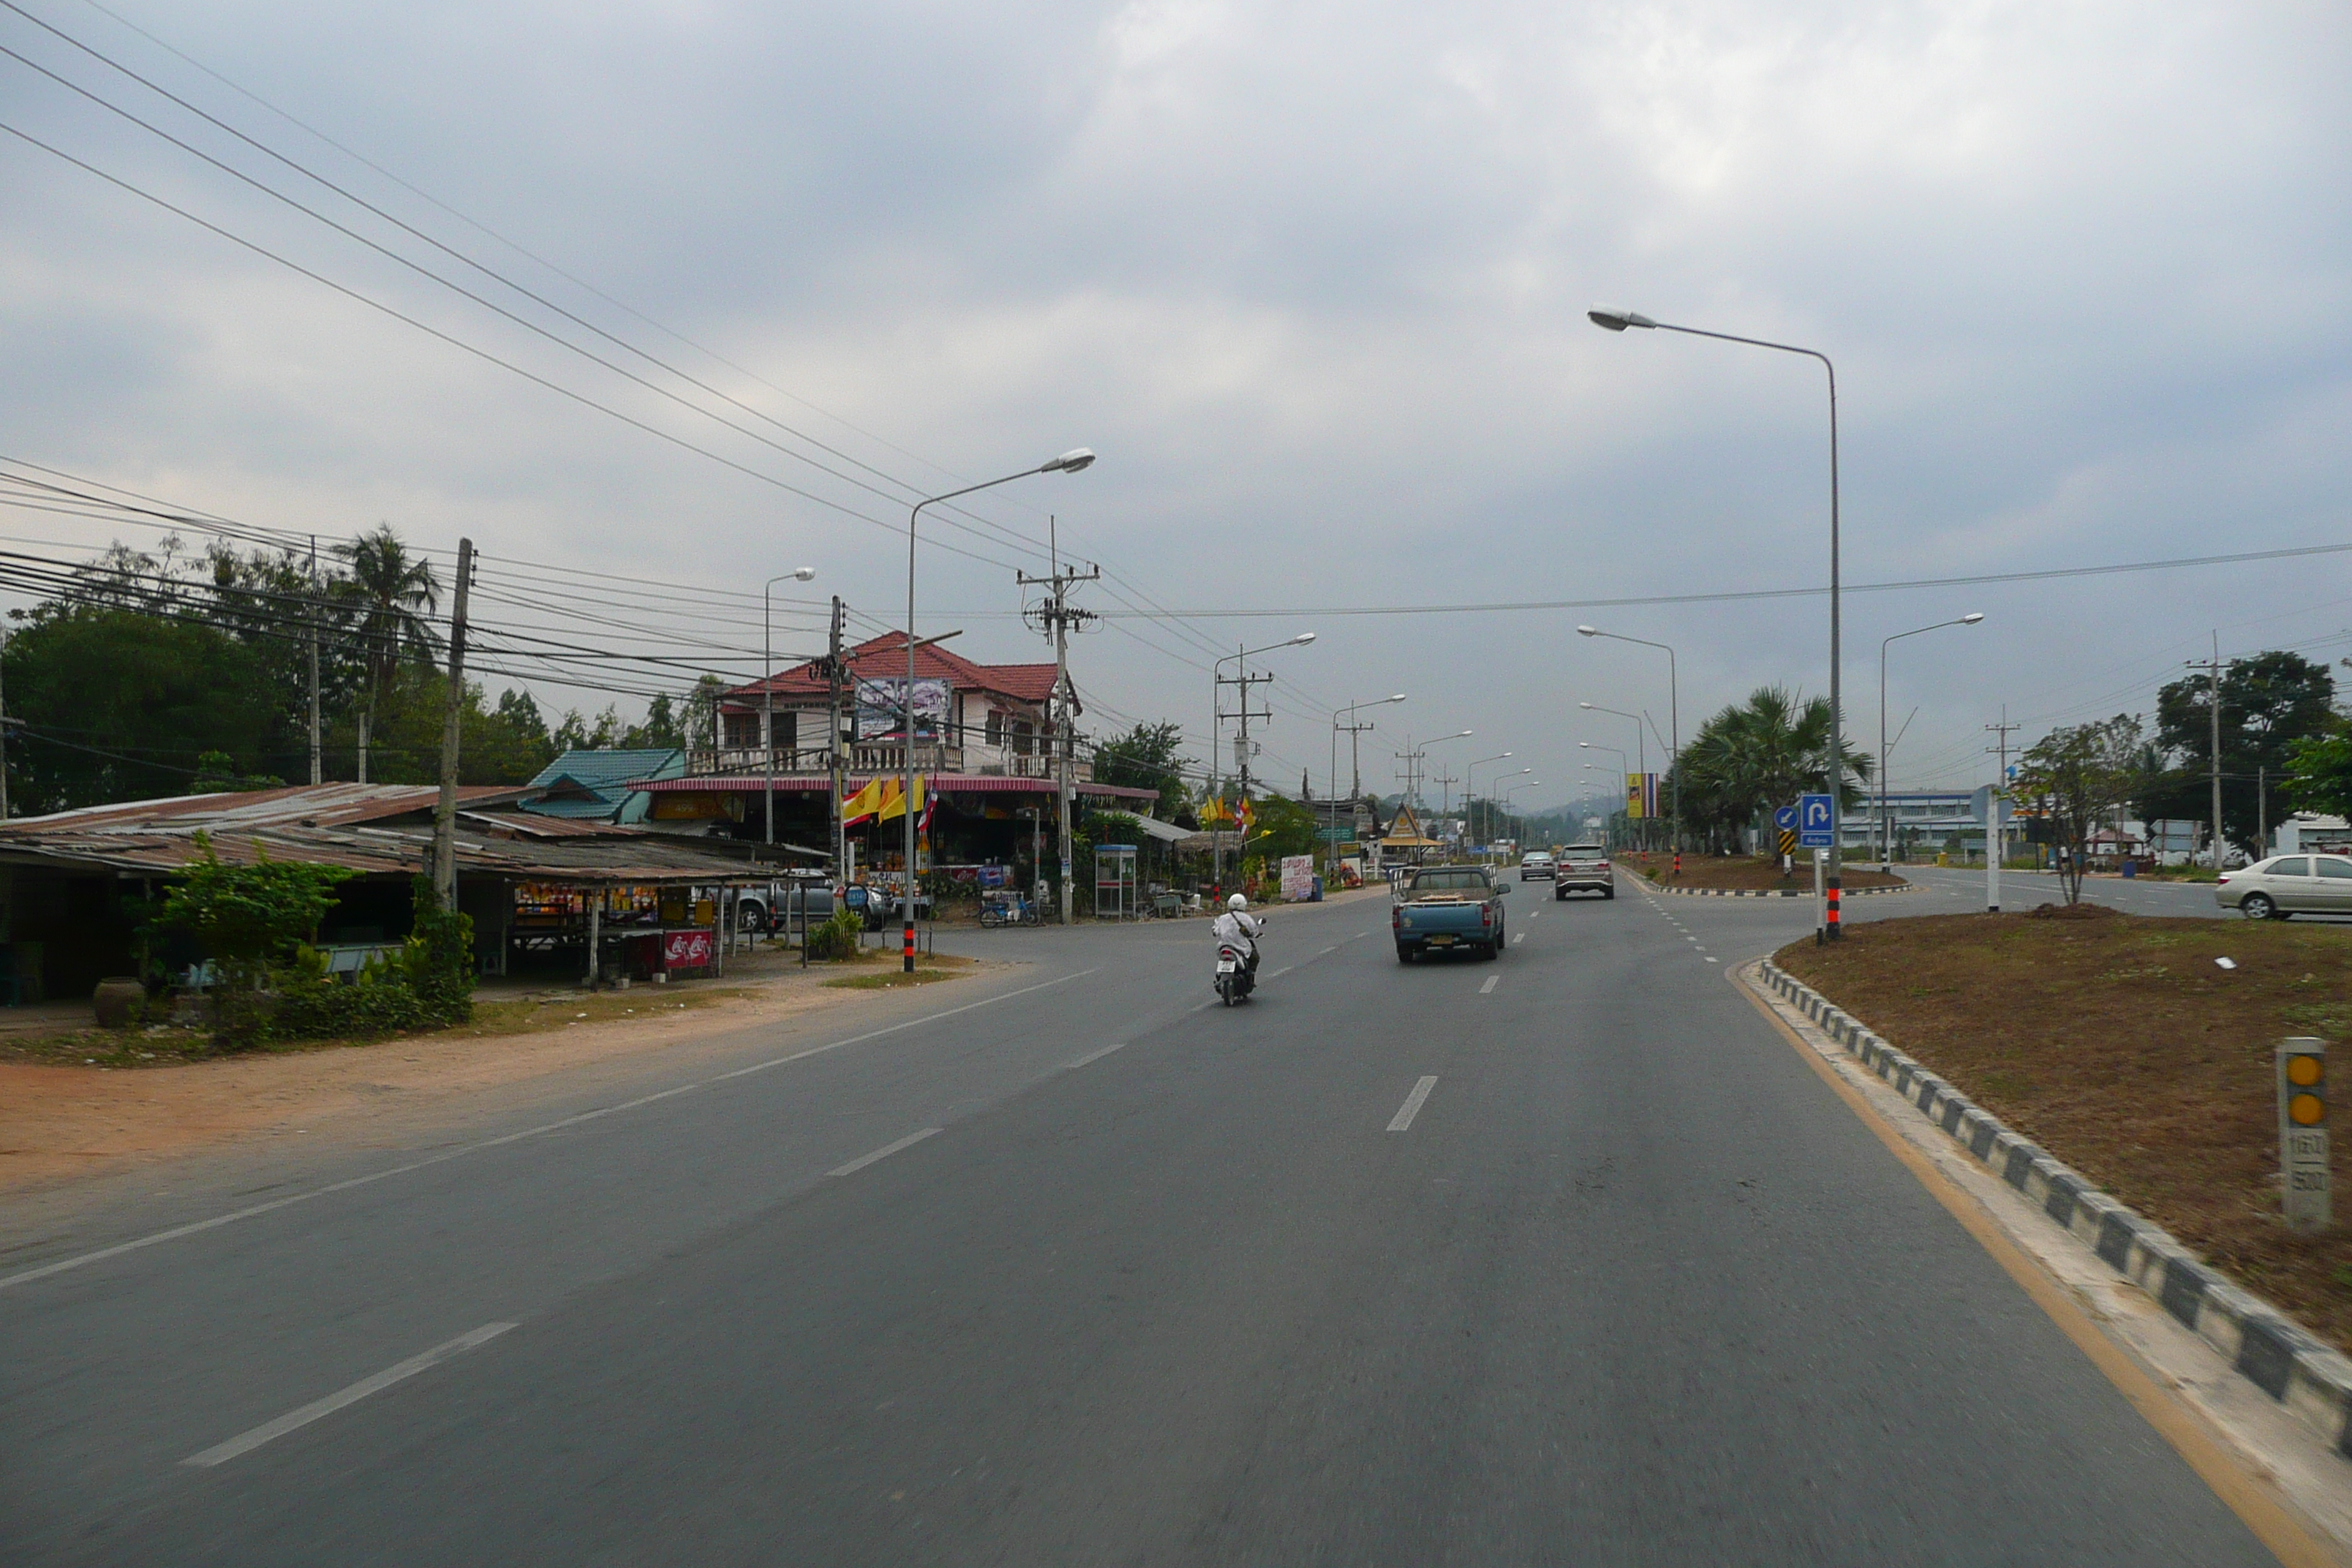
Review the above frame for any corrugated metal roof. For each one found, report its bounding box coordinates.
[627,774,1158,802]
[0,784,764,885]
[0,783,530,834]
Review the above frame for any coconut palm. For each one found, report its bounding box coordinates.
[333,526,440,707]
[1672,685,1872,851]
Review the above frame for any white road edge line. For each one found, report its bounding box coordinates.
[1387,1076,1439,1133]
[829,1127,941,1177]
[1,968,1098,1295]
[1066,1042,1126,1070]
[183,1322,516,1469]
[1267,966,1294,979]
[1478,975,1499,995]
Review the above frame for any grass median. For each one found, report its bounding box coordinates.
[1776,903,2352,1352]
[1619,851,1907,893]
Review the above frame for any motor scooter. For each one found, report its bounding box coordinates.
[1214,926,1259,1006]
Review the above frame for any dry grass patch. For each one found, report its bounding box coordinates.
[1776,904,2352,1352]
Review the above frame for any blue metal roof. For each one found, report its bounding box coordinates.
[522,748,685,822]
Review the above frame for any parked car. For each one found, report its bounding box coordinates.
[736,878,835,934]
[2215,854,2352,919]
[1553,844,1614,900]
[1519,851,1556,882]
[1393,864,1509,961]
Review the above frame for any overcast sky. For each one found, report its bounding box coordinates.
[2,0,2348,815]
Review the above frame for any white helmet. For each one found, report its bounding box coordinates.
[1227,893,1250,913]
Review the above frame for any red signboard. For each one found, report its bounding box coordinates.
[663,929,715,969]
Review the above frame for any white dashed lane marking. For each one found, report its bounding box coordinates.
[1478,975,1499,995]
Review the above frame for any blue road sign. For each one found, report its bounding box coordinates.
[1798,793,1834,848]
[1774,804,1798,832]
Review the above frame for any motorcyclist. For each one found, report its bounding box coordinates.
[1212,892,1263,979]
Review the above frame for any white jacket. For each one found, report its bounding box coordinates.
[1212,910,1263,951]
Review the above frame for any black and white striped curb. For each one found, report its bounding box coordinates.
[1624,871,1918,899]
[1757,958,2352,1460]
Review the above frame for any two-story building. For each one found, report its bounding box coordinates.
[625,633,1157,871]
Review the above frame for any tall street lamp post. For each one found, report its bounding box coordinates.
[1878,613,1985,872]
[1332,693,1406,862]
[763,567,818,848]
[904,449,1094,972]
[1466,752,1513,859]
[1209,632,1314,887]
[1498,780,1539,846]
[1576,626,1679,875]
[1590,306,1835,920]
[1578,742,1629,846]
[1577,702,1647,847]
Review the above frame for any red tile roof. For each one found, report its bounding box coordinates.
[723,633,1058,709]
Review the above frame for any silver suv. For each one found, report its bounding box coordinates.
[1519,851,1555,882]
[2215,853,2352,919]
[1553,844,1614,900]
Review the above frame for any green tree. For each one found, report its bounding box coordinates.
[2285,728,2352,823]
[2138,650,2333,858]
[1091,720,1194,818]
[157,834,354,1044]
[2010,715,2144,904]
[333,525,440,737]
[621,693,685,750]
[1,607,276,813]
[1673,687,1872,851]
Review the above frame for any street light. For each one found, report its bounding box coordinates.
[1467,752,1513,859]
[1878,612,1984,872]
[1498,778,1539,849]
[763,566,818,850]
[1332,693,1406,861]
[1578,701,1650,848]
[1589,308,1839,925]
[902,450,1093,970]
[1578,625,1680,873]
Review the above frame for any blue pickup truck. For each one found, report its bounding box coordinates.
[1392,864,1509,962]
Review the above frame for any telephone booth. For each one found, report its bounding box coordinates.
[1093,843,1138,920]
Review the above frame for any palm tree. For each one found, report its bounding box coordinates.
[1673,686,1872,851]
[333,526,441,705]
[331,527,440,780]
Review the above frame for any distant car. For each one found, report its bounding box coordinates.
[1519,851,1556,882]
[1553,843,1614,900]
[2215,854,2352,919]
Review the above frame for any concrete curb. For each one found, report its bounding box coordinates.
[1621,870,1918,900]
[1753,958,2352,1461]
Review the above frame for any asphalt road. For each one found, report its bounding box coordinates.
[0,882,2283,1565]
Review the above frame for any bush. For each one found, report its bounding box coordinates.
[806,909,864,961]
[270,879,475,1041]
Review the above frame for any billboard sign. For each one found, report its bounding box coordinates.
[853,677,951,740]
[1624,772,1661,821]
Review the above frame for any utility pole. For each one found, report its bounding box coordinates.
[2187,638,2227,870]
[1017,519,1098,925]
[1216,665,1275,800]
[828,596,846,879]
[306,535,322,787]
[1984,709,2021,872]
[0,622,10,821]
[1433,767,1458,817]
[431,538,475,911]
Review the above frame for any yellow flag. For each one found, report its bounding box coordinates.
[842,776,888,826]
[879,774,922,822]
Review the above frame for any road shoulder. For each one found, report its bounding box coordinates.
[1737,957,2352,1566]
